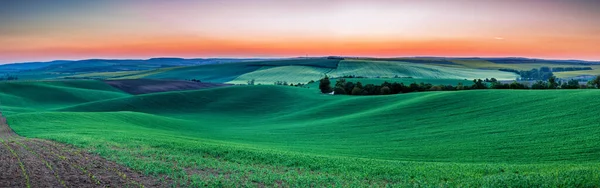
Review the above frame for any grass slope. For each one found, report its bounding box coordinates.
[553,69,600,78]
[228,66,332,85]
[4,84,600,186]
[0,80,129,115]
[245,58,341,69]
[142,63,262,83]
[329,60,518,80]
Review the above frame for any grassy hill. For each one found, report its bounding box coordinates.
[0,80,129,114]
[8,57,600,82]
[228,66,333,85]
[2,81,600,186]
[329,60,518,80]
[138,59,518,84]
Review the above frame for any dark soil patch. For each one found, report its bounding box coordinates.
[0,113,170,187]
[104,79,232,95]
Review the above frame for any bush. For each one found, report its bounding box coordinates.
[430,85,442,91]
[351,86,363,95]
[561,79,580,89]
[471,79,487,89]
[333,87,346,95]
[380,86,391,95]
[590,76,600,89]
[319,76,332,93]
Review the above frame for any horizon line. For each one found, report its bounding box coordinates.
[2,55,600,65]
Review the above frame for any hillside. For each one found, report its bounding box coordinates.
[0,80,129,115]
[3,82,600,186]
[5,57,600,82]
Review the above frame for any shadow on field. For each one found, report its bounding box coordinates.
[104,79,232,95]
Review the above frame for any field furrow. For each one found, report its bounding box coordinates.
[6,140,63,187]
[0,114,168,187]
[0,138,27,187]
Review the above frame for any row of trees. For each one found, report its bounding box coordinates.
[499,68,555,80]
[274,81,306,87]
[319,75,600,95]
[0,74,19,81]
[500,67,592,81]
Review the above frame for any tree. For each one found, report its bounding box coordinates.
[363,84,378,95]
[471,79,487,89]
[335,78,347,88]
[355,82,363,89]
[490,79,504,89]
[547,76,558,89]
[591,75,600,89]
[509,81,527,89]
[333,86,346,95]
[380,86,391,95]
[456,82,465,90]
[430,85,442,91]
[351,82,363,95]
[351,86,363,95]
[319,75,332,93]
[344,82,355,94]
[531,80,547,89]
[247,79,255,85]
[409,82,419,92]
[562,79,580,89]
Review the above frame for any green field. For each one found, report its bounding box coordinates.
[553,68,600,78]
[10,58,600,83]
[229,66,333,85]
[2,80,600,187]
[142,63,262,83]
[324,60,518,80]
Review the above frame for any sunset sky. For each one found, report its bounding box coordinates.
[1,0,599,64]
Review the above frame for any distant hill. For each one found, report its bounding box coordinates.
[0,58,266,74]
[2,57,599,81]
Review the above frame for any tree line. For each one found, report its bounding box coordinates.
[499,67,592,81]
[0,74,19,81]
[318,75,600,95]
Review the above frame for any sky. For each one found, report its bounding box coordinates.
[1,0,600,64]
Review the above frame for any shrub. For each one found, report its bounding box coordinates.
[380,86,391,95]
[591,76,600,89]
[351,86,363,95]
[319,76,332,93]
[333,87,346,95]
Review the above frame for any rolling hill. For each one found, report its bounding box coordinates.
[4,57,600,82]
[2,81,600,186]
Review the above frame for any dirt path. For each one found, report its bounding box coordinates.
[0,114,168,187]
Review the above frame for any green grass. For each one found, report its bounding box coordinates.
[66,70,149,79]
[448,59,577,70]
[0,80,129,115]
[329,60,518,80]
[137,59,519,84]
[228,66,332,85]
[245,58,341,69]
[140,59,339,83]
[553,68,600,78]
[10,58,600,82]
[3,81,600,187]
[142,63,262,83]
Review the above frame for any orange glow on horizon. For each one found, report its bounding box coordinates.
[1,0,599,63]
